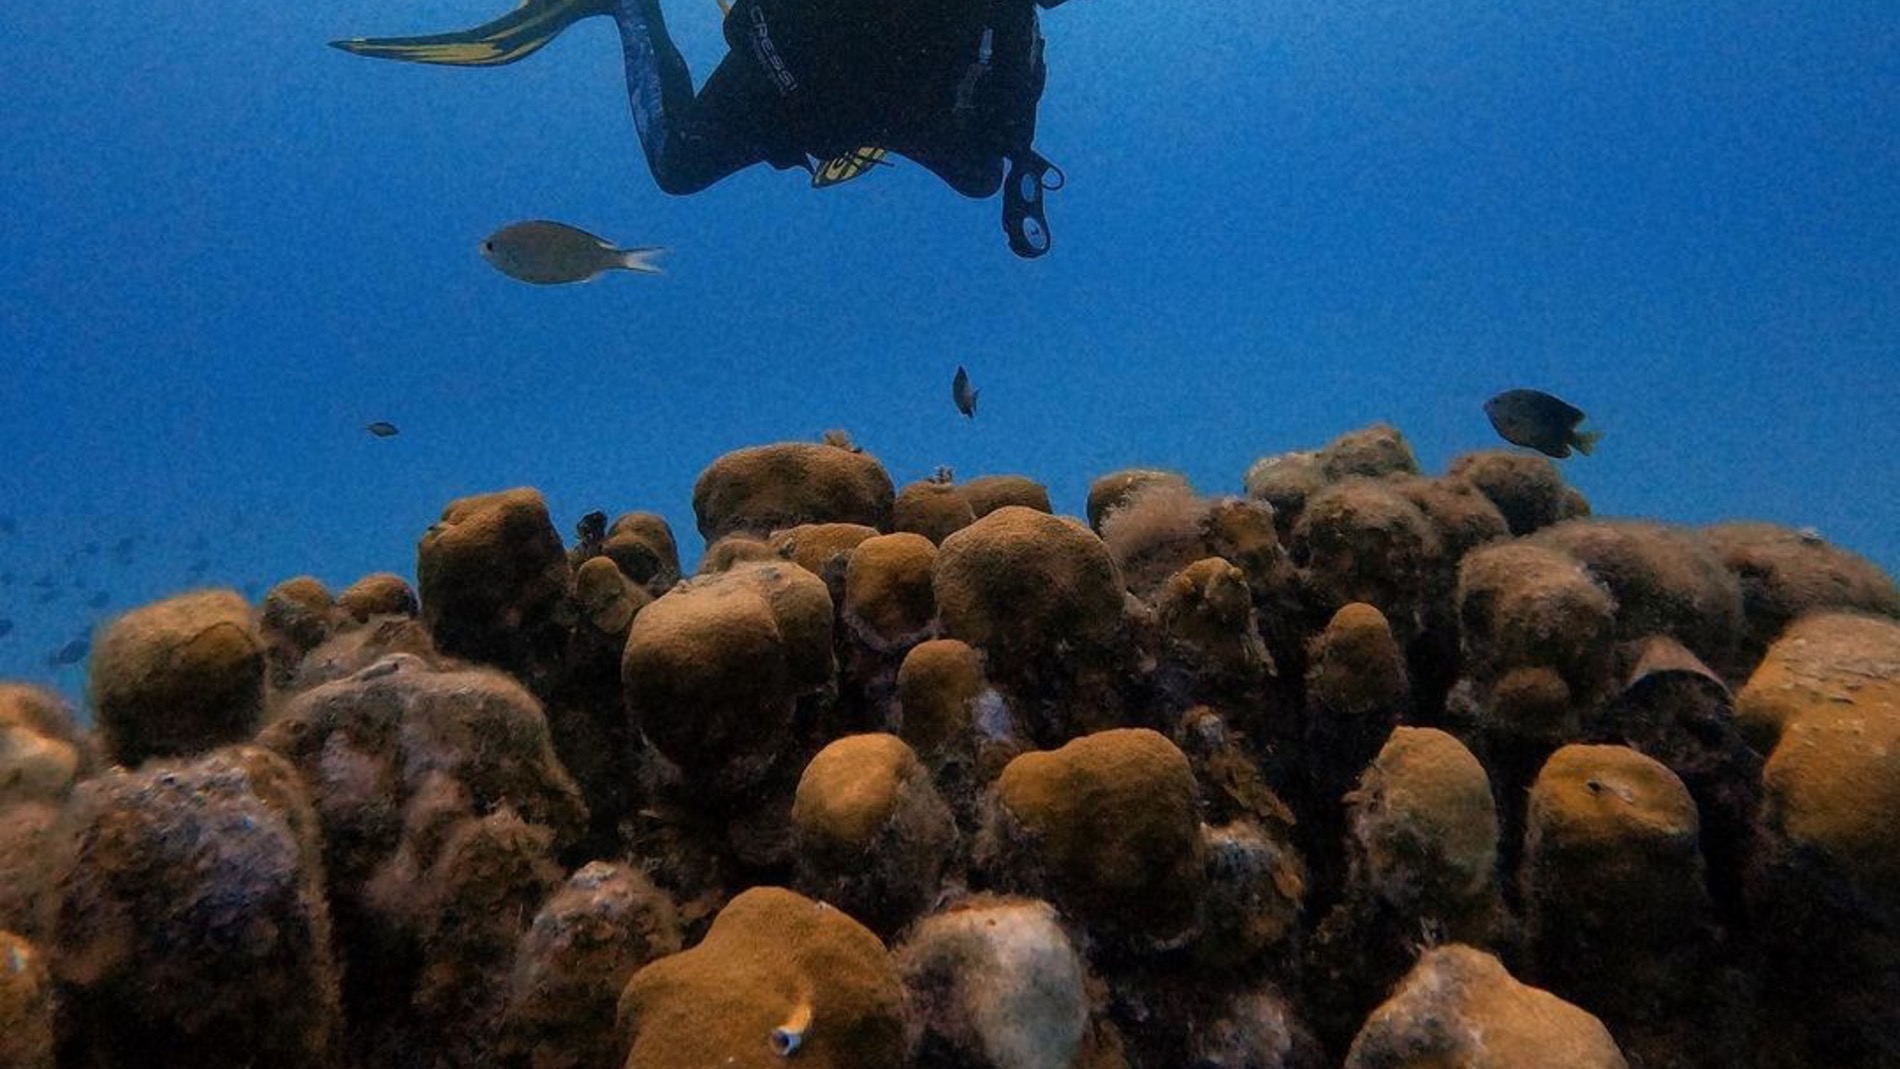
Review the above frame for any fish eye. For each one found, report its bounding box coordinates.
[482,241,494,251]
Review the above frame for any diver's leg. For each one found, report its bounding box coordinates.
[612,0,770,193]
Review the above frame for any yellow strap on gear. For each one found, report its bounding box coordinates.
[812,147,890,188]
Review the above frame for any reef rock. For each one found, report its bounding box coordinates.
[961,474,1053,517]
[89,588,266,766]
[896,896,1090,1069]
[693,442,895,543]
[1344,945,1627,1069]
[503,862,683,1069]
[623,561,834,797]
[51,746,340,1069]
[791,733,956,937]
[979,728,1205,949]
[416,487,574,687]
[0,930,55,1069]
[1446,450,1588,537]
[614,886,906,1069]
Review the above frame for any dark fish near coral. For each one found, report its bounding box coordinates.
[575,510,607,558]
[952,365,978,418]
[1484,389,1601,459]
[480,221,664,286]
[47,637,88,667]
[365,421,401,438]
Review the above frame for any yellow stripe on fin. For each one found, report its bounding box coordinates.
[811,147,890,188]
[330,0,612,67]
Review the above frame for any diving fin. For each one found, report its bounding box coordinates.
[1573,429,1602,456]
[331,0,615,67]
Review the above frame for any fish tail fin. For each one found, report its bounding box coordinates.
[330,0,614,67]
[716,0,732,16]
[617,246,665,274]
[1574,429,1602,456]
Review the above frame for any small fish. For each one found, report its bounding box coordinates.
[480,221,664,286]
[575,510,607,558]
[952,365,978,419]
[1484,388,1601,459]
[365,421,401,438]
[47,637,89,667]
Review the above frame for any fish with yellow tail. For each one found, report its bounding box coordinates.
[479,221,665,285]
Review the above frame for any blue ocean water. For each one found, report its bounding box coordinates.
[1,0,1895,707]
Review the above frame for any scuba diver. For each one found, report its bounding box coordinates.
[333,0,1072,257]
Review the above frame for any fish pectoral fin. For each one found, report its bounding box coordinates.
[330,0,612,67]
[615,246,666,274]
[1573,429,1602,456]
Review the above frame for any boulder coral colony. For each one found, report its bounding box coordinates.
[1,422,1897,1069]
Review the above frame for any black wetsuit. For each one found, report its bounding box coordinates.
[614,0,1053,247]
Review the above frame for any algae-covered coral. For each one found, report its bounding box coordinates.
[5,426,1898,1069]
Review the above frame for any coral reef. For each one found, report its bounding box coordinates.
[791,733,955,937]
[416,487,574,690]
[1521,745,1733,1068]
[0,930,56,1069]
[89,588,266,766]
[51,746,340,1069]
[623,561,834,798]
[894,476,978,544]
[692,441,895,542]
[1705,521,1899,667]
[960,474,1054,517]
[0,685,90,941]
[1306,727,1504,1055]
[10,424,1898,1069]
[896,895,1092,1069]
[1344,945,1627,1069]
[600,512,682,596]
[1743,612,1900,1068]
[1086,469,1191,532]
[256,655,585,1067]
[337,571,419,621]
[614,886,906,1069]
[502,862,682,1069]
[1446,450,1589,536]
[259,576,337,689]
[979,728,1205,949]
[934,506,1130,739]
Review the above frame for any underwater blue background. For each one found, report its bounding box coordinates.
[2,0,1895,706]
